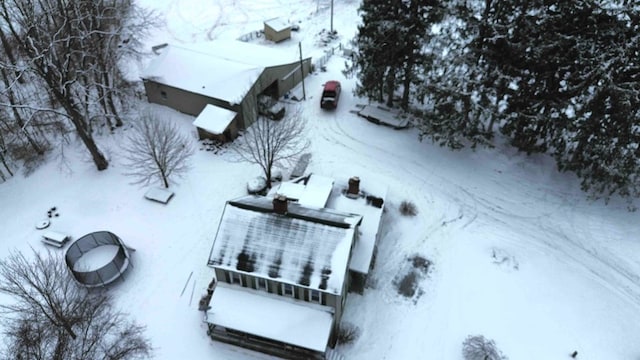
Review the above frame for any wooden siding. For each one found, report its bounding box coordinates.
[238,80,260,129]
[263,59,312,98]
[235,60,310,128]
[143,80,254,131]
[264,27,291,43]
[279,59,312,96]
[142,81,241,116]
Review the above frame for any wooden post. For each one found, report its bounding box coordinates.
[330,0,334,33]
[299,42,306,100]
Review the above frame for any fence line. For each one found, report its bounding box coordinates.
[313,43,348,71]
[237,30,263,43]
[235,31,348,72]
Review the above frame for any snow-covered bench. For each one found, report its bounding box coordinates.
[289,153,311,179]
[144,188,175,204]
[357,105,410,129]
[41,231,70,248]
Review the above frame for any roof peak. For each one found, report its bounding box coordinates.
[228,195,361,229]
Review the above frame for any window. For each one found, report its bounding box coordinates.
[160,90,167,100]
[230,272,242,286]
[309,290,322,304]
[282,283,294,297]
[255,277,268,292]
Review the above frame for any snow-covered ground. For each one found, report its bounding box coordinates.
[1,1,640,359]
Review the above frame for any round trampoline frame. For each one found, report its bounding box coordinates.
[64,231,132,288]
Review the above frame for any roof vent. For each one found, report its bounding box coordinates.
[272,194,288,214]
[347,176,360,198]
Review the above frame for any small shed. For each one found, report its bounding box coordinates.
[264,18,291,43]
[193,104,239,142]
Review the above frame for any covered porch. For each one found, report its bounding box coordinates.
[205,283,335,359]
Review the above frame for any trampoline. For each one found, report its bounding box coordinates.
[65,231,132,287]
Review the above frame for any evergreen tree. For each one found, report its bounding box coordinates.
[554,1,640,200]
[485,1,640,200]
[418,0,498,148]
[350,0,443,108]
[423,0,640,201]
[350,0,397,104]
[398,0,444,109]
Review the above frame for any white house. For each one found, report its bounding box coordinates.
[204,174,386,359]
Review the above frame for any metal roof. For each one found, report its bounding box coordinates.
[208,196,362,294]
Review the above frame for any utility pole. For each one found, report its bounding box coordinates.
[330,0,334,33]
[298,42,306,100]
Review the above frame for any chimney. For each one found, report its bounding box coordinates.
[347,176,360,197]
[272,194,288,214]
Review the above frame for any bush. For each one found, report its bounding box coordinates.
[395,271,419,298]
[337,322,360,345]
[247,176,267,195]
[462,335,507,360]
[399,200,418,216]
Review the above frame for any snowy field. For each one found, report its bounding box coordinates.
[2,1,640,359]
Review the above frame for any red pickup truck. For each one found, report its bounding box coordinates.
[320,80,341,109]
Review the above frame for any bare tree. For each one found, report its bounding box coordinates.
[122,111,194,188]
[233,108,310,188]
[0,250,152,360]
[0,128,13,179]
[336,322,360,345]
[462,335,508,360]
[0,0,159,171]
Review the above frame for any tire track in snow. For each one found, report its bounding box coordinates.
[539,213,640,307]
[318,112,478,229]
[468,161,640,308]
[206,2,226,40]
[460,172,640,308]
[312,101,640,313]
[477,191,640,309]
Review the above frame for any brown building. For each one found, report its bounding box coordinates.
[141,41,311,139]
[264,18,292,43]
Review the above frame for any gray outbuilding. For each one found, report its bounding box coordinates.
[141,41,311,137]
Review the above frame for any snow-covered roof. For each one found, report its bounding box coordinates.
[208,195,361,294]
[142,44,263,104]
[271,174,334,208]
[326,178,387,274]
[267,174,388,275]
[264,17,291,33]
[192,104,236,135]
[181,40,300,68]
[206,283,334,352]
